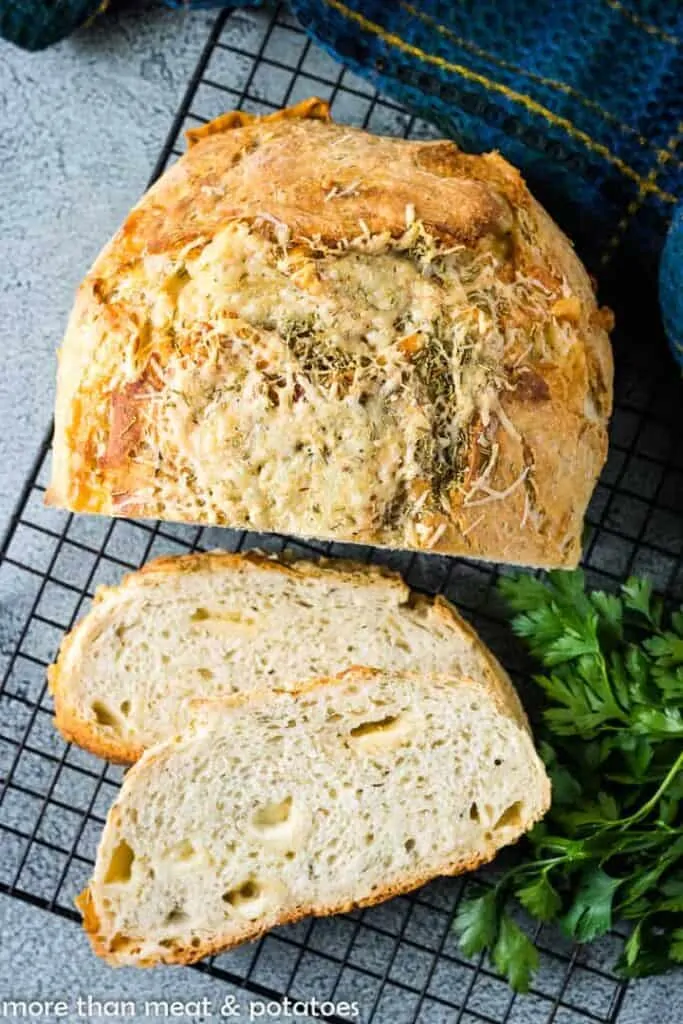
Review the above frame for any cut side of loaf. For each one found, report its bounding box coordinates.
[49,549,522,763]
[79,666,550,966]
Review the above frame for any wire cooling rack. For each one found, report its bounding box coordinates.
[1,5,682,1023]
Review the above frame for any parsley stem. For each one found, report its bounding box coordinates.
[611,750,683,830]
[501,850,582,887]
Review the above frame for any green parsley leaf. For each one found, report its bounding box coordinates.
[491,916,539,993]
[621,576,661,627]
[452,889,499,957]
[542,631,601,667]
[591,590,624,645]
[539,742,582,805]
[498,573,553,613]
[670,928,683,963]
[515,872,561,921]
[620,853,679,910]
[451,571,683,991]
[510,607,567,655]
[618,919,674,978]
[623,919,645,968]
[645,632,683,667]
[660,876,683,912]
[562,867,622,942]
[623,645,651,699]
[555,792,621,833]
[633,705,683,737]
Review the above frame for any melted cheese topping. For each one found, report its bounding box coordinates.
[89,221,573,542]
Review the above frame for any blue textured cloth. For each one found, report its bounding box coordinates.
[660,204,683,365]
[0,1,106,50]
[166,0,683,368]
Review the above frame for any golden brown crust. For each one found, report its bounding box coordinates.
[49,549,528,762]
[78,846,499,967]
[49,99,612,568]
[51,686,146,765]
[48,598,147,763]
[184,96,332,147]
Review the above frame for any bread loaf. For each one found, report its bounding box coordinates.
[48,98,612,568]
[49,549,520,763]
[78,666,550,966]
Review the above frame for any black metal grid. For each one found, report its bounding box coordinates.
[1,5,682,1023]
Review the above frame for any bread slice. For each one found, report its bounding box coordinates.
[49,549,521,763]
[78,666,550,966]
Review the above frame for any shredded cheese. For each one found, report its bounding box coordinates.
[461,513,485,537]
[463,466,530,508]
[80,216,576,541]
[324,180,361,202]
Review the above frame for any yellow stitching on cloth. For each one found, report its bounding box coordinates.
[600,123,683,268]
[401,0,681,168]
[86,0,109,26]
[324,0,678,204]
[603,0,679,46]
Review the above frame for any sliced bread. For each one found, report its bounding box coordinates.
[49,550,520,762]
[78,666,550,966]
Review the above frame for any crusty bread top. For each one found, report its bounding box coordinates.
[49,548,528,763]
[49,98,613,568]
[78,666,550,967]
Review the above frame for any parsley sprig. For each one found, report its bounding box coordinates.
[453,571,683,990]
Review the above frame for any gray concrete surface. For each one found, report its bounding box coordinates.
[0,3,681,1023]
[0,893,311,1024]
[0,1,214,537]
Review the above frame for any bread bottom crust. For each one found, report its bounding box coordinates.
[77,839,526,967]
